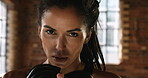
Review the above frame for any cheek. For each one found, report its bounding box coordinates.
[41,38,51,54]
[40,33,55,54]
[67,36,85,56]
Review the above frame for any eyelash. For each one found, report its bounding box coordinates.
[69,32,79,37]
[45,30,79,37]
[45,30,56,35]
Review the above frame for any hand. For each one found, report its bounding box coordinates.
[57,73,64,78]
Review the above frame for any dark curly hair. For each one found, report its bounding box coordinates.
[38,0,106,74]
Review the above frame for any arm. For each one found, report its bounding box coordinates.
[2,68,30,78]
[93,71,121,78]
[2,71,13,78]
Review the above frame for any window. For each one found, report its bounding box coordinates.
[0,1,7,76]
[98,0,120,64]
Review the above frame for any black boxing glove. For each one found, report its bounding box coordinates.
[26,64,92,78]
[26,64,61,78]
[65,71,92,78]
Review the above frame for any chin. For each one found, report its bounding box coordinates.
[49,61,66,68]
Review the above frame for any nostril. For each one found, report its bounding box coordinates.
[56,45,63,51]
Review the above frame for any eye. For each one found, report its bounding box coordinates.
[69,32,79,37]
[46,30,56,35]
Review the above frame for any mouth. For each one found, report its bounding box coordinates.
[52,56,68,63]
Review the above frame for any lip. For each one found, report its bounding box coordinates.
[52,56,68,63]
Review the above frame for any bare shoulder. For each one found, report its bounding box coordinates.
[3,67,31,78]
[92,70,120,78]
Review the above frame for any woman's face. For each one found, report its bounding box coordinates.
[39,7,89,69]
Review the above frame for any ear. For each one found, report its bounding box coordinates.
[38,26,41,38]
[84,29,92,44]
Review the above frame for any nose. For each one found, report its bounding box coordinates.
[56,36,66,51]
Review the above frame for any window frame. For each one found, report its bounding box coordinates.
[98,0,120,64]
[0,0,7,75]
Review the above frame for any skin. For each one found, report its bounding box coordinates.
[57,73,64,78]
[38,6,91,74]
[38,6,120,78]
[3,6,120,78]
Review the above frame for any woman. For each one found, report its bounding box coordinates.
[3,0,120,78]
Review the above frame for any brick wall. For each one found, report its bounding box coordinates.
[4,0,148,78]
[107,0,148,78]
[5,0,46,71]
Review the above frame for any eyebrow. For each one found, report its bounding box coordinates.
[43,25,81,32]
[67,28,81,32]
[43,25,56,31]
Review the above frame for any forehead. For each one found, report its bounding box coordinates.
[41,7,86,30]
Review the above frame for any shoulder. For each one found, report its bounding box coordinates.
[3,67,31,78]
[92,70,120,78]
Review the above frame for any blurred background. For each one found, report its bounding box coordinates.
[0,0,148,78]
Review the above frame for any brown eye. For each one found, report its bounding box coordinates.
[69,32,79,37]
[46,30,56,35]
